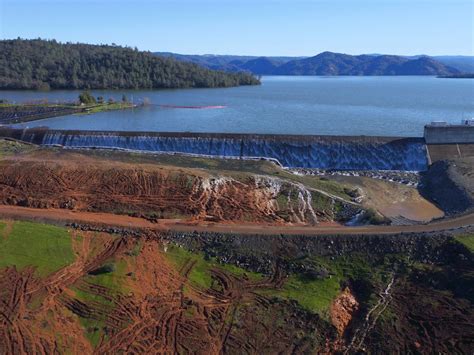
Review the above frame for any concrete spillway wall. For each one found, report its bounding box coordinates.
[0,128,429,171]
[424,125,474,144]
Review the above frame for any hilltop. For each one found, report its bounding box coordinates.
[0,39,260,90]
[274,52,458,75]
[158,51,464,76]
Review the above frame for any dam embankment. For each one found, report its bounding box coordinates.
[0,128,427,171]
[0,128,428,171]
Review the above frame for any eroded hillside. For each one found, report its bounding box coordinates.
[0,148,360,225]
[0,220,472,354]
[420,157,474,215]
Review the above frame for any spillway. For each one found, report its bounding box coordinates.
[0,128,429,171]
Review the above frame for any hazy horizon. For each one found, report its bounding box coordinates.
[1,0,473,56]
[2,37,473,58]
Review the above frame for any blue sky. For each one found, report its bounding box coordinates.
[1,0,472,56]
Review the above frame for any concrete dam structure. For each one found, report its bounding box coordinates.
[424,121,474,144]
[423,121,474,163]
[0,128,428,171]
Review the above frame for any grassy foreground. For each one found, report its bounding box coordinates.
[163,244,263,289]
[0,220,75,277]
[0,219,472,352]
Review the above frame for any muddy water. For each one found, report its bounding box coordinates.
[379,200,444,222]
[332,175,444,222]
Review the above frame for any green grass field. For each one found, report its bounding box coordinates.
[273,273,343,318]
[0,220,75,277]
[164,244,262,289]
[0,139,36,159]
[73,286,113,347]
[163,245,387,319]
[73,259,129,347]
[259,255,382,319]
[79,102,134,114]
[84,259,129,293]
[455,234,474,252]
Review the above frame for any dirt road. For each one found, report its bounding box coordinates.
[0,205,473,235]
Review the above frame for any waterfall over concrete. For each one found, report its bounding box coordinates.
[1,128,429,171]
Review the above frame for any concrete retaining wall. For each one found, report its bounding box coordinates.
[424,126,474,144]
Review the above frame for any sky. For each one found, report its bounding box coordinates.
[1,0,473,56]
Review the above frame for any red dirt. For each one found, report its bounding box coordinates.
[0,225,130,354]
[0,154,327,224]
[3,150,472,235]
[330,287,359,337]
[1,223,308,354]
[1,219,472,353]
[1,149,472,353]
[1,205,474,236]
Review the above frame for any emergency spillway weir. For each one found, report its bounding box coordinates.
[0,128,429,171]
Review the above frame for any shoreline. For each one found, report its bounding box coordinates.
[0,101,137,125]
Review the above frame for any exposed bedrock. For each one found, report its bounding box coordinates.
[164,231,469,275]
[0,128,428,170]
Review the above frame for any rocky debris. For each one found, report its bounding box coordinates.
[285,258,331,279]
[389,216,422,226]
[354,209,392,226]
[336,203,362,222]
[344,187,364,203]
[289,168,420,187]
[66,223,471,277]
[420,157,474,215]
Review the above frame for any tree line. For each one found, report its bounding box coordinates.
[0,39,260,90]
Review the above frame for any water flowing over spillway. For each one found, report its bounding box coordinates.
[2,128,429,171]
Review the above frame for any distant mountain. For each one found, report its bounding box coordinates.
[156,53,261,72]
[361,54,474,74]
[431,56,474,73]
[155,51,461,76]
[240,57,280,75]
[154,52,301,73]
[272,52,458,75]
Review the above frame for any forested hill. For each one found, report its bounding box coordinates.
[273,52,459,75]
[0,39,260,90]
[158,51,463,76]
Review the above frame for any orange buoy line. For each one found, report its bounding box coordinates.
[157,105,227,109]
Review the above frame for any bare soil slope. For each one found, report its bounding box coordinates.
[420,157,474,215]
[0,220,472,354]
[0,149,358,225]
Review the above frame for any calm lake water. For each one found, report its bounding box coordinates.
[4,76,474,137]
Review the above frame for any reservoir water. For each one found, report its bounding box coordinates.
[4,76,474,137]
